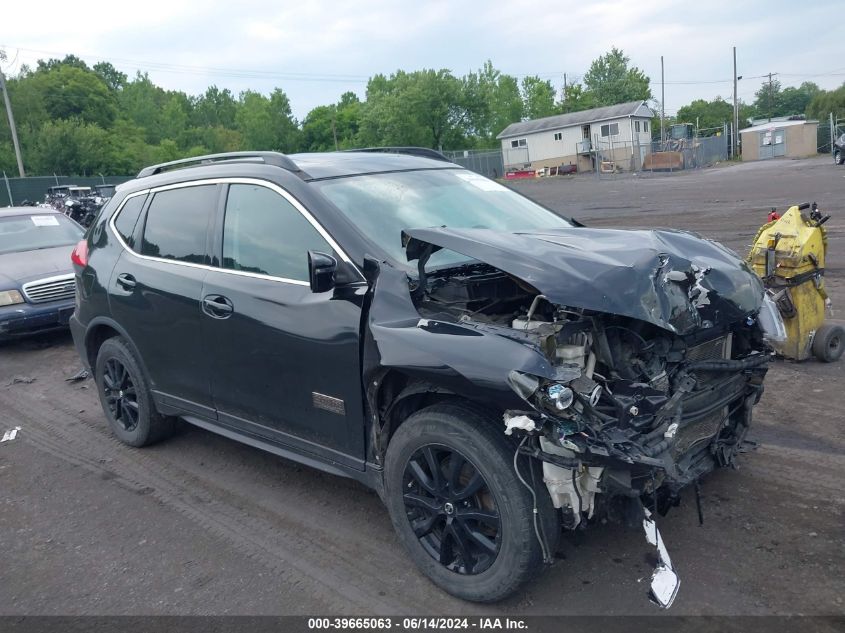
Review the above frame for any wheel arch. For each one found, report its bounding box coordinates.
[370,369,503,464]
[84,317,154,389]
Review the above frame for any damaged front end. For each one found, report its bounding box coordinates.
[365,226,778,608]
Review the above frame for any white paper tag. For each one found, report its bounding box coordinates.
[454,172,507,192]
[31,215,60,227]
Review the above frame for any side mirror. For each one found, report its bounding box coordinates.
[308,251,337,293]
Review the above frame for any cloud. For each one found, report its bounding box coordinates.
[2,0,840,120]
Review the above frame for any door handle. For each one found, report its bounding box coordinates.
[116,273,136,290]
[202,295,234,318]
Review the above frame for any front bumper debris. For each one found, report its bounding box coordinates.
[643,506,680,608]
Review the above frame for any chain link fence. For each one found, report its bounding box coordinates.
[442,150,504,179]
[1,173,132,207]
[592,134,729,177]
[816,118,844,155]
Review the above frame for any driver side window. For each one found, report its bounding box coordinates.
[222,184,333,282]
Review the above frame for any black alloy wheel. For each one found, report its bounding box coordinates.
[102,358,140,432]
[384,402,559,602]
[402,444,501,575]
[95,336,175,447]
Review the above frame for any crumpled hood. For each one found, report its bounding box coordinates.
[403,226,765,334]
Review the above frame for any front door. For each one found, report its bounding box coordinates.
[201,181,366,468]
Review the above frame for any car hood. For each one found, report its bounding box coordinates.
[0,245,76,288]
[403,226,765,335]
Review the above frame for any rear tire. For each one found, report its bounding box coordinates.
[384,402,559,602]
[812,324,844,362]
[835,150,844,165]
[95,337,175,446]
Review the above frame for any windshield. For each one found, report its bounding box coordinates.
[0,213,84,255]
[313,169,572,267]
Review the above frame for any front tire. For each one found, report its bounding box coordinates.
[835,149,844,165]
[384,402,558,602]
[95,337,175,447]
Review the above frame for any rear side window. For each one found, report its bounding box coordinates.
[113,194,147,249]
[141,185,217,264]
[222,184,332,282]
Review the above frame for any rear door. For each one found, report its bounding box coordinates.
[108,183,220,418]
[201,180,366,468]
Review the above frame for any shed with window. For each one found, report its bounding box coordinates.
[497,101,654,173]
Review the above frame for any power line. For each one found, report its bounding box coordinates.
[2,44,371,83]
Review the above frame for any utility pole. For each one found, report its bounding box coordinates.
[732,46,739,157]
[660,56,665,144]
[331,114,339,151]
[563,73,567,101]
[0,52,25,177]
[766,72,778,122]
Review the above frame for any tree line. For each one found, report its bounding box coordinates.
[0,49,842,176]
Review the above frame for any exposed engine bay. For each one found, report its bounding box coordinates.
[362,225,781,608]
[415,262,770,523]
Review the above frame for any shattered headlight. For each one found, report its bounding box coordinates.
[758,293,787,343]
[507,370,580,415]
[0,289,24,307]
[546,384,574,410]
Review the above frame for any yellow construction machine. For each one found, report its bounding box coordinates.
[747,202,843,362]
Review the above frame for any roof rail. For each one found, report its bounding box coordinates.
[136,151,303,178]
[346,147,452,163]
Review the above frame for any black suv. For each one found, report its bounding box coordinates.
[70,150,780,606]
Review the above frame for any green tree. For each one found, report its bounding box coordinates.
[32,65,118,128]
[302,92,362,151]
[780,82,821,116]
[119,72,168,142]
[235,90,276,149]
[335,91,362,148]
[520,76,557,120]
[30,118,111,175]
[753,79,782,119]
[302,105,340,151]
[462,61,522,145]
[676,98,733,134]
[191,86,237,129]
[159,93,191,143]
[36,55,89,72]
[558,82,596,114]
[583,48,651,106]
[268,88,301,152]
[750,80,819,119]
[93,62,127,91]
[358,69,470,149]
[807,82,845,120]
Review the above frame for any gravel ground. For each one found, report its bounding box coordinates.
[0,156,843,616]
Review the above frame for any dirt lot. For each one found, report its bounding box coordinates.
[1,156,843,616]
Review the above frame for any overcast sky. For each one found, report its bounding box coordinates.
[3,0,842,121]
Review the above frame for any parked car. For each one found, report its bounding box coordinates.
[834,133,845,165]
[69,150,780,606]
[0,208,83,340]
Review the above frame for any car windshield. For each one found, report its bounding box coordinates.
[0,213,84,255]
[313,169,572,268]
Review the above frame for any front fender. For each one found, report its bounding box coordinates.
[362,262,553,414]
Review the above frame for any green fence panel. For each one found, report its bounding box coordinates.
[0,174,133,207]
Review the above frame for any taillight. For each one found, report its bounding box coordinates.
[71,240,89,267]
